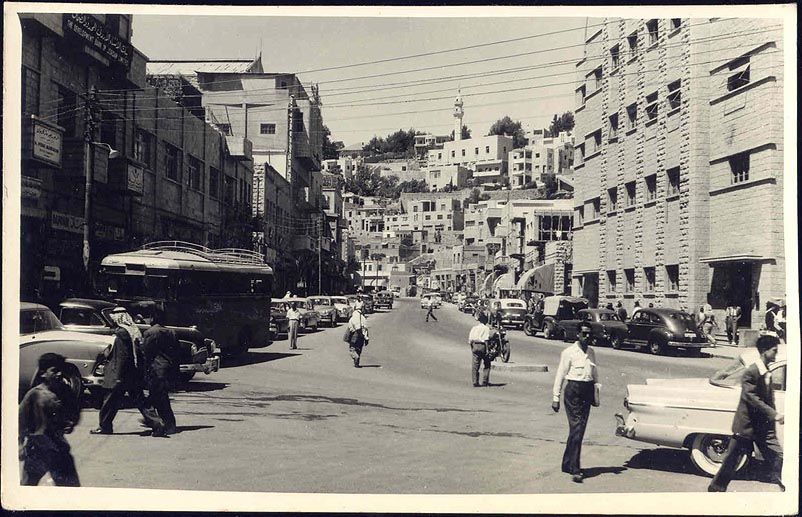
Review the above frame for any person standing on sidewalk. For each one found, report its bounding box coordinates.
[468,312,496,387]
[286,302,301,350]
[615,301,628,322]
[19,353,81,486]
[142,309,181,437]
[724,303,742,346]
[347,306,369,367]
[708,334,784,492]
[552,320,599,483]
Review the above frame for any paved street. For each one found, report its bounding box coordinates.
[63,299,780,494]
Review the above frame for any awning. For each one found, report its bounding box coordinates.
[482,272,495,294]
[699,253,770,264]
[493,271,515,292]
[516,263,555,292]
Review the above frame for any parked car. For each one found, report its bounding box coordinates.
[420,293,442,309]
[459,295,478,313]
[625,308,708,355]
[491,298,528,329]
[615,347,787,476]
[523,295,589,339]
[552,308,629,348]
[473,298,490,319]
[373,291,394,310]
[357,294,375,314]
[270,300,290,336]
[308,296,338,327]
[19,302,111,402]
[330,296,354,321]
[281,297,321,330]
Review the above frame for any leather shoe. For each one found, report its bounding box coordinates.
[571,473,584,483]
[90,427,112,435]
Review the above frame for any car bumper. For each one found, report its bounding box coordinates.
[500,317,525,325]
[614,412,636,439]
[180,354,221,374]
[666,339,707,348]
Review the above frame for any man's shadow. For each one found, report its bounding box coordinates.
[358,364,382,368]
[582,466,627,479]
[115,424,215,437]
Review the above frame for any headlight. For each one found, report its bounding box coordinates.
[93,362,105,376]
[204,339,218,354]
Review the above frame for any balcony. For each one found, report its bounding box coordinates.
[485,207,503,221]
[291,234,316,252]
[226,135,253,161]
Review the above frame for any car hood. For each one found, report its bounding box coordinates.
[627,378,740,408]
[20,330,114,347]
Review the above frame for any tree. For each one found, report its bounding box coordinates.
[547,112,575,137]
[396,179,428,196]
[488,116,527,148]
[449,124,472,141]
[542,174,558,199]
[321,125,344,160]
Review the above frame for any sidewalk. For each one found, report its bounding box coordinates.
[706,334,753,361]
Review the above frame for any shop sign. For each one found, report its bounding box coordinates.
[21,176,43,200]
[94,222,125,241]
[127,163,144,194]
[32,119,63,167]
[51,211,85,234]
[63,14,132,69]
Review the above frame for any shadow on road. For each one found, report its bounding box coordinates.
[358,364,382,368]
[483,382,507,388]
[174,424,215,434]
[175,381,229,393]
[624,448,698,475]
[222,351,301,368]
[582,466,628,479]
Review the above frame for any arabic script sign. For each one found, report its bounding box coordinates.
[32,120,63,166]
[63,14,132,69]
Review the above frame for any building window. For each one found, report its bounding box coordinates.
[485,146,490,153]
[437,214,443,220]
[607,270,616,292]
[610,44,620,69]
[461,149,466,157]
[165,144,181,182]
[646,19,659,45]
[575,206,584,227]
[451,150,456,158]
[670,18,682,30]
[591,198,601,219]
[574,143,585,165]
[425,215,431,221]
[727,59,750,91]
[187,156,203,191]
[134,129,155,169]
[608,187,618,211]
[591,67,603,92]
[576,84,587,106]
[625,181,636,207]
[645,174,657,201]
[22,67,40,116]
[590,129,602,154]
[624,268,635,293]
[626,103,638,130]
[645,92,659,121]
[666,264,679,292]
[475,147,479,155]
[608,113,619,140]
[56,85,77,137]
[729,152,750,184]
[666,167,680,196]
[260,123,276,135]
[627,31,638,59]
[438,152,442,160]
[644,267,655,292]
[209,167,220,199]
[667,80,682,110]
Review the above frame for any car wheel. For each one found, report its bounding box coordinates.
[178,371,196,384]
[648,339,664,355]
[610,333,623,350]
[690,434,748,477]
[543,322,555,339]
[523,320,535,337]
[62,365,83,403]
[500,342,511,363]
[688,347,703,357]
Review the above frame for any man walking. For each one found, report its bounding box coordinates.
[708,334,784,492]
[19,353,81,486]
[425,300,438,322]
[142,309,181,437]
[90,307,163,436]
[615,301,627,322]
[468,312,496,387]
[347,306,369,367]
[286,302,301,350]
[724,303,742,346]
[552,320,599,483]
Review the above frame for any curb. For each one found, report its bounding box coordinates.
[491,363,549,372]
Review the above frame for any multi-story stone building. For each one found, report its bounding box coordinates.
[571,17,784,329]
[427,134,514,185]
[425,164,472,191]
[19,13,254,303]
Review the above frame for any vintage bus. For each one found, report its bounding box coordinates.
[97,242,272,356]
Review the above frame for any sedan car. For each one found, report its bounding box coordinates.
[615,347,786,476]
[270,300,290,336]
[459,296,478,313]
[330,296,353,321]
[625,308,708,355]
[523,295,589,339]
[19,302,113,401]
[281,297,321,331]
[358,294,375,314]
[373,291,394,310]
[491,298,528,329]
[556,308,629,348]
[308,296,338,327]
[420,293,441,309]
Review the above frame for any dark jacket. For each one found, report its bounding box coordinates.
[102,328,140,389]
[142,324,180,380]
[732,362,777,439]
[616,307,628,322]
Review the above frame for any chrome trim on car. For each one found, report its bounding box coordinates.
[626,401,735,412]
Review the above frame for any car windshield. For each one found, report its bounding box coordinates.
[20,308,64,334]
[310,297,331,306]
[503,301,525,309]
[597,312,620,321]
[331,297,347,304]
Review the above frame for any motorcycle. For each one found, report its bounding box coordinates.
[488,322,511,363]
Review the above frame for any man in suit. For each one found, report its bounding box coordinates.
[708,334,784,492]
[90,308,163,435]
[142,308,181,436]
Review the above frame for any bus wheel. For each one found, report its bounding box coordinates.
[229,329,251,356]
[178,371,196,384]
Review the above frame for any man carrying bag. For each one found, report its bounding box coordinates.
[346,307,369,368]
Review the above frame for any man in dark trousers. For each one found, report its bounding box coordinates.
[19,353,81,486]
[468,312,496,387]
[708,334,784,492]
[615,301,627,322]
[90,308,163,435]
[425,300,438,322]
[142,308,181,436]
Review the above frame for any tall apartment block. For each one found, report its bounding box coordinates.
[571,18,784,329]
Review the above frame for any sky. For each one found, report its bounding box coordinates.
[131,14,586,146]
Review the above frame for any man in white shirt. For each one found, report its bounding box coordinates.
[552,320,599,483]
[347,307,370,368]
[286,302,301,350]
[468,312,496,387]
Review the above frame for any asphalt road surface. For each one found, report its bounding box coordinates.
[63,298,783,494]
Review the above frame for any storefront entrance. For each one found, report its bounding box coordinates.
[708,261,753,327]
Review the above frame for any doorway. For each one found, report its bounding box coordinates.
[708,262,753,327]
[581,272,599,308]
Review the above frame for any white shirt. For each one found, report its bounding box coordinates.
[286,308,301,321]
[468,323,492,343]
[552,342,598,402]
[348,311,369,340]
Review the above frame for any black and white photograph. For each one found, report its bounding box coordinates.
[2,4,798,514]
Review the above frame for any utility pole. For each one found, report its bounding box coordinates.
[318,215,322,295]
[82,87,98,281]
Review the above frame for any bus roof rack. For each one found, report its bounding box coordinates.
[141,241,266,266]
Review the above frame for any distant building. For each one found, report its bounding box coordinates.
[427,134,514,185]
[425,164,472,191]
